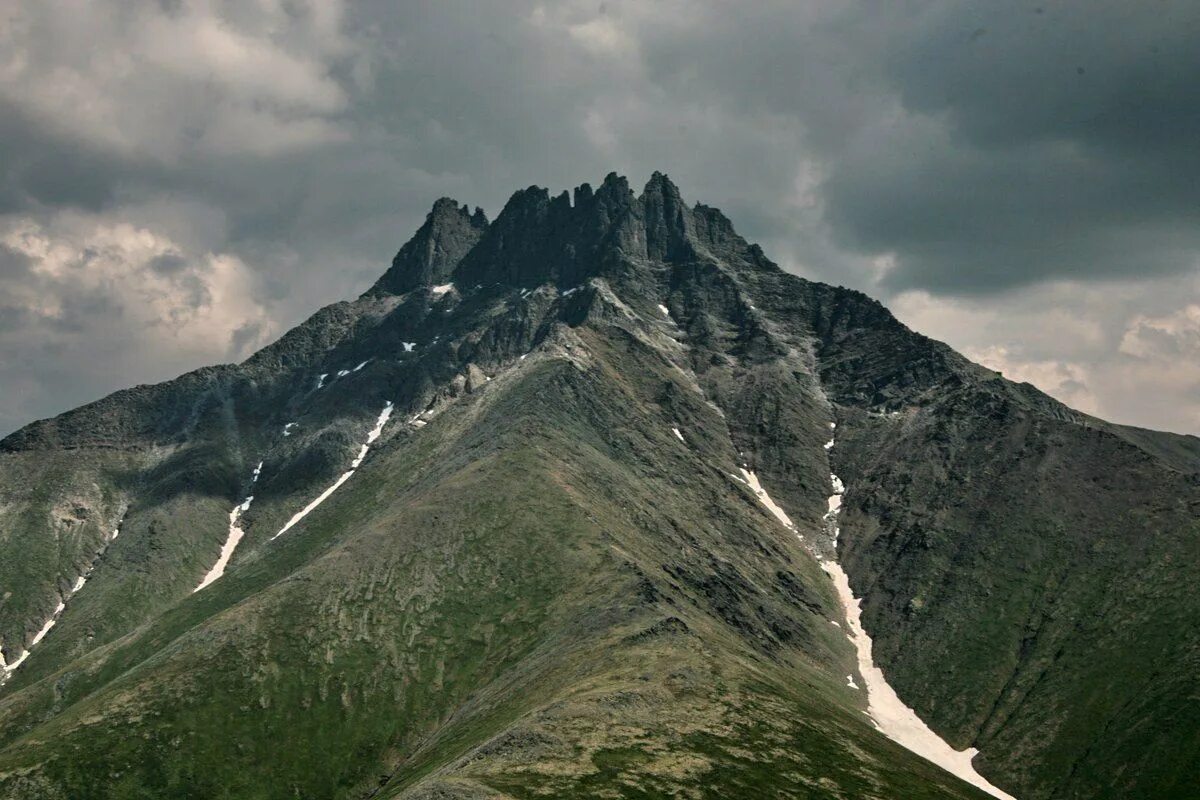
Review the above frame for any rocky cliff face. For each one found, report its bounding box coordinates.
[367,199,489,296]
[0,173,1195,800]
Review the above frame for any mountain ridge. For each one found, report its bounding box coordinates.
[0,173,1196,799]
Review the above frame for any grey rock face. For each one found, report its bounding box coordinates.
[367,198,488,296]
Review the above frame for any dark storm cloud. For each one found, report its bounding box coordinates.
[0,102,125,213]
[1,0,1199,435]
[821,1,1200,292]
[884,2,1200,157]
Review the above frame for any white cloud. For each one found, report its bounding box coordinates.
[2,215,269,349]
[0,0,353,160]
[0,212,274,433]
[565,16,638,58]
[966,345,1098,415]
[1119,305,1200,359]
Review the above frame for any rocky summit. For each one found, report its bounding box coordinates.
[0,173,1196,800]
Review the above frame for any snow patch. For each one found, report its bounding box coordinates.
[562,285,582,297]
[3,513,127,680]
[194,495,254,593]
[272,473,354,540]
[352,359,370,372]
[431,283,454,297]
[336,369,350,378]
[364,402,394,444]
[282,422,297,437]
[28,602,63,649]
[818,428,1016,800]
[2,649,29,674]
[402,341,416,352]
[316,373,328,389]
[272,402,393,541]
[827,475,844,517]
[738,468,795,530]
[657,303,671,317]
[733,424,1014,798]
[672,427,685,443]
[823,560,1015,798]
[824,463,846,546]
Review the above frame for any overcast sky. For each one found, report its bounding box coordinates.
[1,0,1198,437]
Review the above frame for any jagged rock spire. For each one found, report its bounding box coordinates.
[640,171,692,261]
[366,198,488,296]
[451,175,633,290]
[367,172,774,297]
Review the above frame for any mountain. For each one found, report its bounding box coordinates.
[0,172,1196,799]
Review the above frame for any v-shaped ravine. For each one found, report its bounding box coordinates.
[1,516,124,684]
[748,421,1017,800]
[272,401,394,541]
[192,401,395,595]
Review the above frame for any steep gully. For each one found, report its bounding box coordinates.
[6,283,459,677]
[195,398,397,594]
[746,422,1016,800]
[1,517,124,684]
[653,277,1015,797]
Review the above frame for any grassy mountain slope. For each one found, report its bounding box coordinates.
[0,308,990,799]
[0,172,1195,798]
[799,283,1200,799]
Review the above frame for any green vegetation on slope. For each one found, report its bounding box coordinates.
[0,330,991,800]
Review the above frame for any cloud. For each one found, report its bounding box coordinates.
[966,345,1098,415]
[0,212,273,435]
[1120,305,1200,360]
[0,0,353,161]
[0,0,1198,436]
[818,1,1200,293]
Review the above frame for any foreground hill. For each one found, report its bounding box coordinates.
[0,173,1195,799]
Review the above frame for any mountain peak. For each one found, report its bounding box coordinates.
[367,172,770,296]
[642,170,680,198]
[638,171,690,261]
[365,197,488,296]
[2,170,1195,800]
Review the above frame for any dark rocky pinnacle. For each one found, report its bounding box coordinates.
[365,197,489,296]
